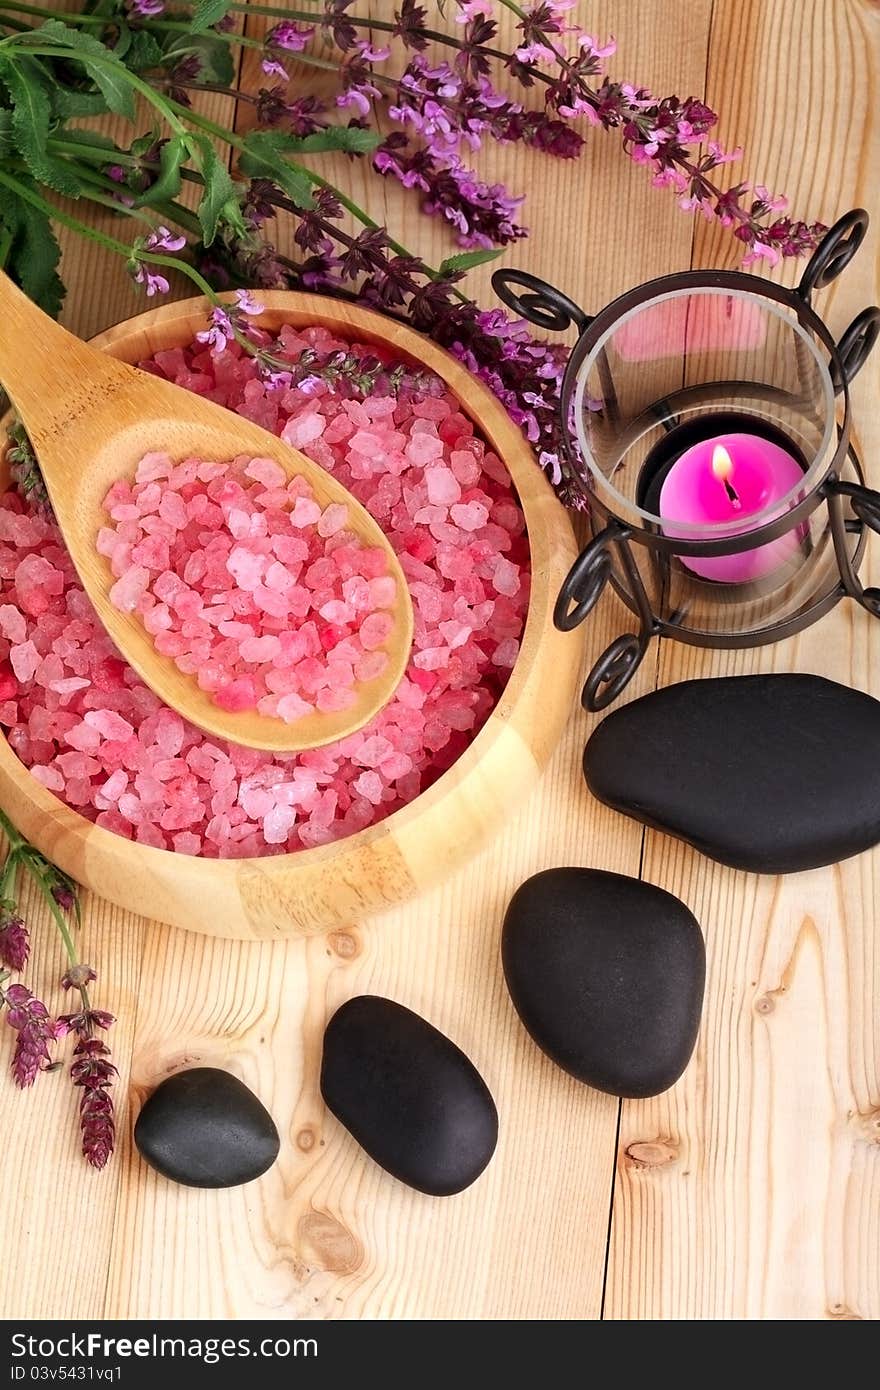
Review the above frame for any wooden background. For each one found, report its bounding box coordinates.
[1,0,877,1320]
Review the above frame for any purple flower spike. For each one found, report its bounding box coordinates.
[4,984,59,1088]
[0,913,29,972]
[266,21,314,53]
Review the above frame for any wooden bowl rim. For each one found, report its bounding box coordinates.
[0,290,568,880]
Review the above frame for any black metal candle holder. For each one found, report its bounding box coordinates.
[493,209,880,711]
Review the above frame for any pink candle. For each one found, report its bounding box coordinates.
[658,431,805,583]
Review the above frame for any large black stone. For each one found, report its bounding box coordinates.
[320,996,498,1196]
[134,1067,280,1188]
[502,868,704,1098]
[584,674,880,874]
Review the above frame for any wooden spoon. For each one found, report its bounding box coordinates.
[0,271,413,751]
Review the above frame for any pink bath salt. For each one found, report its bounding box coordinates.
[240,634,281,663]
[425,466,461,506]
[245,456,286,488]
[317,503,349,538]
[9,641,39,683]
[282,412,325,448]
[0,606,26,642]
[450,502,490,532]
[359,612,394,651]
[276,692,314,723]
[353,770,384,804]
[48,677,90,698]
[0,323,529,857]
[491,556,521,596]
[109,566,150,612]
[316,686,357,713]
[29,763,64,793]
[84,709,134,741]
[289,496,322,528]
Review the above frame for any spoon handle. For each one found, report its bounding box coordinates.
[0,269,130,449]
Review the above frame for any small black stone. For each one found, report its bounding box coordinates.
[134,1067,280,1188]
[584,674,880,874]
[502,868,705,1098]
[320,996,498,1196]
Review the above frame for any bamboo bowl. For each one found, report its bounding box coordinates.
[0,293,579,939]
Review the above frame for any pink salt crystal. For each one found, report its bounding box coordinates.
[367,576,397,609]
[406,432,444,466]
[493,638,520,668]
[290,496,322,528]
[317,503,349,538]
[316,686,357,713]
[0,605,26,644]
[282,413,325,448]
[276,692,314,723]
[240,634,281,663]
[66,721,102,753]
[9,641,39,682]
[245,456,286,488]
[262,804,297,844]
[84,710,134,741]
[450,502,490,532]
[491,556,520,596]
[353,770,384,804]
[358,611,393,651]
[29,764,64,793]
[215,676,258,712]
[226,547,266,590]
[110,566,150,612]
[354,650,388,682]
[425,467,461,506]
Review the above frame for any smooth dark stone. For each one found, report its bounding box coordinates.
[502,868,704,1098]
[134,1067,280,1188]
[584,674,880,874]
[320,996,498,1196]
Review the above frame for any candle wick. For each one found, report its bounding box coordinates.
[723,478,742,510]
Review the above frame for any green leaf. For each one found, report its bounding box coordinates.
[53,127,118,152]
[82,57,135,120]
[125,30,165,72]
[238,131,314,210]
[136,134,186,208]
[438,248,505,275]
[189,0,233,35]
[0,181,65,318]
[190,135,244,246]
[283,127,382,155]
[52,87,109,118]
[0,55,82,198]
[161,32,235,86]
[0,110,12,156]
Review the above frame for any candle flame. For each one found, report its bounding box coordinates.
[711,445,734,483]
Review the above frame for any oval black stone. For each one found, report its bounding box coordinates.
[584,674,880,874]
[134,1067,280,1188]
[320,996,498,1196]
[502,868,705,1098]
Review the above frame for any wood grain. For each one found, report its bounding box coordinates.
[1,0,875,1322]
[605,0,880,1321]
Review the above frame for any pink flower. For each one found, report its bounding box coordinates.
[234,289,262,316]
[261,58,289,81]
[577,33,617,59]
[133,266,170,297]
[455,0,494,20]
[142,225,186,254]
[196,306,235,353]
[266,21,313,52]
[356,40,391,63]
[742,240,781,267]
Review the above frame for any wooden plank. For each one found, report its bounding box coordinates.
[606,0,880,1321]
[101,1,711,1318]
[0,24,244,1318]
